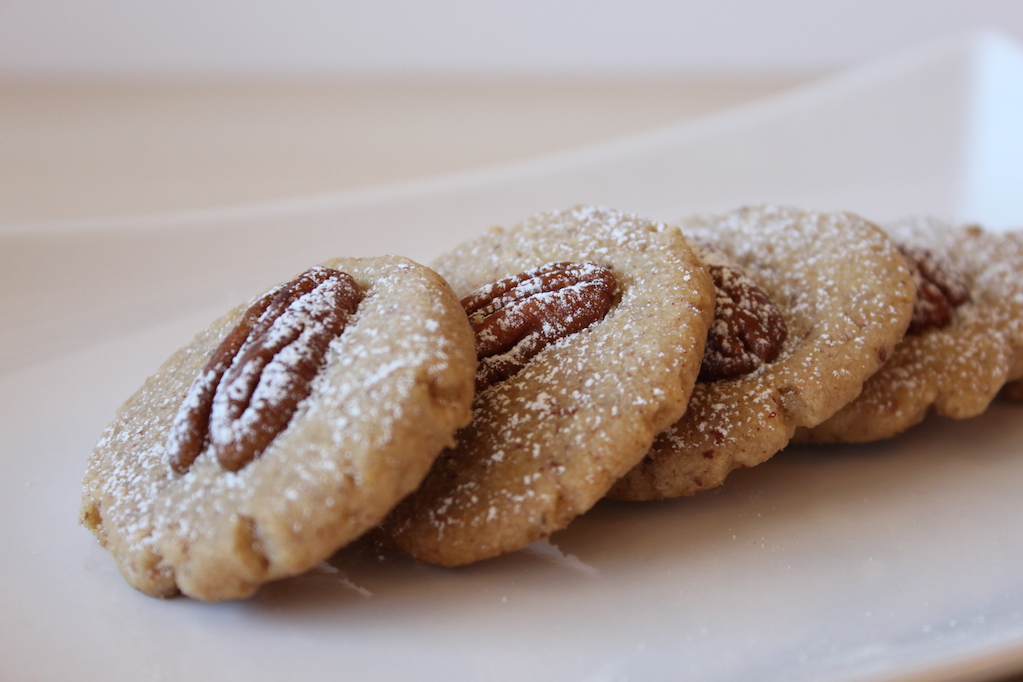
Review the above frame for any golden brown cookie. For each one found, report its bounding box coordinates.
[798,218,1023,443]
[380,206,715,566]
[80,256,476,601]
[609,205,916,500]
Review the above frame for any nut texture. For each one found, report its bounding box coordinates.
[900,245,970,334]
[462,261,617,390]
[166,266,361,473]
[699,263,787,382]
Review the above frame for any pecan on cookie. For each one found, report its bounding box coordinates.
[464,260,617,391]
[80,257,476,600]
[381,206,715,566]
[798,218,1023,443]
[609,205,916,500]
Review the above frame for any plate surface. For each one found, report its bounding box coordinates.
[3,33,1023,682]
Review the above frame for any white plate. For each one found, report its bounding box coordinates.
[3,32,1023,682]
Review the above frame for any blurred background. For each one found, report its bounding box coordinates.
[2,0,1023,224]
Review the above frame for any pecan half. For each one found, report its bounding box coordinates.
[462,261,616,391]
[899,245,969,335]
[699,264,787,382]
[167,266,361,473]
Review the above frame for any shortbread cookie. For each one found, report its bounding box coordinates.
[798,218,1023,442]
[380,206,715,566]
[80,257,476,601]
[609,205,916,500]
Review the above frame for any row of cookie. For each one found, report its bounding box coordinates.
[382,204,928,566]
[796,215,1023,442]
[79,204,1022,601]
[82,204,717,600]
[382,206,1023,564]
[613,209,1023,502]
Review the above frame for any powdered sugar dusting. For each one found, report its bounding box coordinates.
[384,205,715,565]
[80,256,476,599]
[202,269,360,471]
[693,242,788,382]
[802,217,1023,442]
[610,205,916,499]
[466,261,616,391]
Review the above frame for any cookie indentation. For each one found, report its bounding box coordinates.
[166,266,362,473]
[463,261,617,391]
[899,244,970,335]
[700,263,787,382]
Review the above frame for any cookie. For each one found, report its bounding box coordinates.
[380,206,715,566]
[797,218,1023,443]
[80,256,476,601]
[609,205,916,500]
